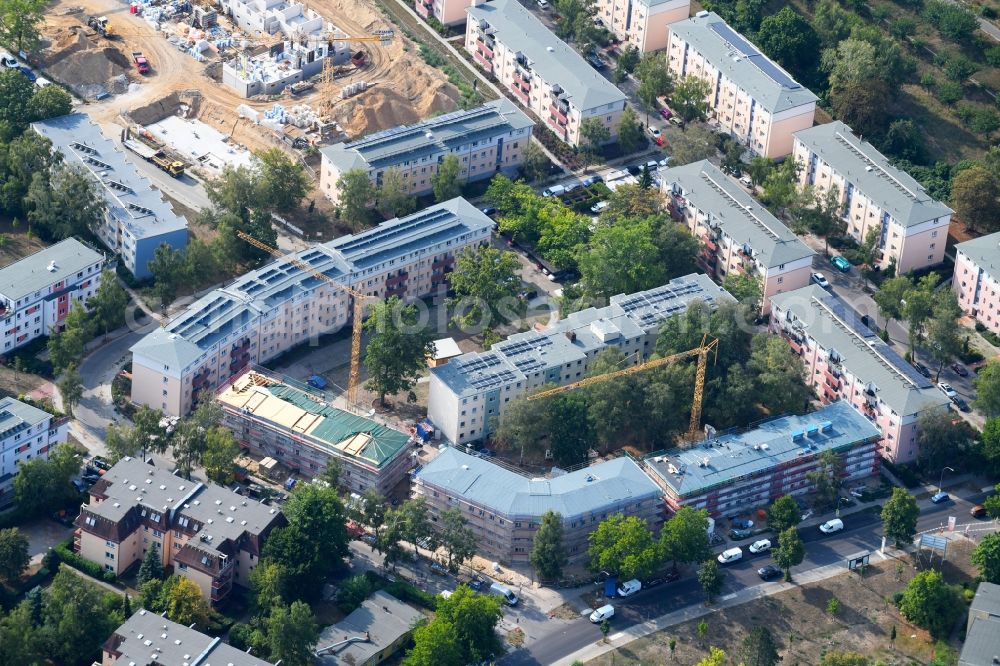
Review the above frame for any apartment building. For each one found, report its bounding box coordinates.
[769,285,950,464]
[428,273,732,445]
[954,231,1000,336]
[316,591,423,666]
[466,0,628,146]
[0,238,104,354]
[597,0,690,52]
[413,447,664,564]
[415,0,475,26]
[0,397,69,509]
[31,114,188,280]
[320,99,534,205]
[793,122,953,273]
[660,160,815,312]
[961,583,1000,666]
[75,457,286,603]
[666,11,817,158]
[644,401,881,516]
[101,608,275,666]
[217,368,415,496]
[130,198,493,417]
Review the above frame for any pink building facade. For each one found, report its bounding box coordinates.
[954,231,1000,336]
[597,0,690,52]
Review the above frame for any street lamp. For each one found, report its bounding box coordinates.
[938,466,955,494]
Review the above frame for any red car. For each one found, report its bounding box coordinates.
[132,51,150,74]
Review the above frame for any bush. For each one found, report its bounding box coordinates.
[935,80,964,105]
[384,580,438,610]
[50,538,118,584]
[882,460,922,488]
[336,574,375,613]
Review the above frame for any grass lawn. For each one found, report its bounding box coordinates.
[0,216,49,267]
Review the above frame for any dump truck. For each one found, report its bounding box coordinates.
[122,131,185,177]
[350,51,367,67]
[87,16,115,38]
[132,52,150,74]
[287,80,314,95]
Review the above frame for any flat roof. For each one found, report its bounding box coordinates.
[660,160,815,268]
[432,273,732,398]
[468,0,627,110]
[320,98,534,173]
[770,285,950,416]
[644,401,881,497]
[217,369,412,467]
[416,447,663,519]
[669,12,818,113]
[316,591,424,665]
[0,238,102,303]
[794,122,952,228]
[0,397,52,441]
[31,114,188,240]
[956,230,1000,280]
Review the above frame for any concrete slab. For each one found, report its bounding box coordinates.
[145,115,255,175]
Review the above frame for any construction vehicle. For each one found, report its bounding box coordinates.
[87,16,115,38]
[121,129,185,177]
[527,334,719,442]
[287,80,315,95]
[132,52,150,74]
[236,232,371,406]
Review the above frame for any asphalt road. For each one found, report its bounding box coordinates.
[501,488,990,666]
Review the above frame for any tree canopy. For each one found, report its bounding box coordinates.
[363,296,435,406]
[587,513,661,581]
[881,488,919,546]
[531,510,568,581]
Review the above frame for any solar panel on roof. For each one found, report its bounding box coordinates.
[708,22,801,90]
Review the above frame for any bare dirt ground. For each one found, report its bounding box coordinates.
[0,219,48,267]
[588,546,981,666]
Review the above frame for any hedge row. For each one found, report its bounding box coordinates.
[50,538,117,584]
[384,579,438,611]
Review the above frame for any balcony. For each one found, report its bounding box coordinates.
[549,103,568,121]
[511,83,529,105]
[473,50,493,72]
[414,0,431,17]
[702,237,718,252]
[823,370,841,390]
[476,38,494,58]
[786,338,803,355]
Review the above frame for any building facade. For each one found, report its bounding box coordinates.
[31,114,188,280]
[217,368,415,496]
[413,447,664,564]
[0,238,104,354]
[130,198,493,417]
[792,122,952,274]
[644,401,882,516]
[769,285,950,464]
[75,457,285,603]
[319,99,534,205]
[466,0,628,146]
[415,0,476,26]
[666,12,817,158]
[101,608,275,666]
[0,397,68,509]
[954,231,1000,336]
[660,160,815,313]
[597,0,690,52]
[428,273,732,445]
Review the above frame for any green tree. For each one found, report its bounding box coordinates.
[266,601,319,666]
[903,273,940,354]
[448,246,521,334]
[950,164,999,234]
[182,238,218,286]
[795,185,845,254]
[696,646,728,666]
[432,153,463,203]
[105,423,141,463]
[873,275,911,330]
[722,272,763,308]
[26,162,105,241]
[670,76,712,124]
[898,570,963,639]
[148,243,186,308]
[88,271,129,336]
[588,513,662,581]
[698,559,724,602]
[599,183,663,220]
[927,291,963,380]
[28,86,73,123]
[739,625,780,666]
[924,0,978,40]
[659,506,711,571]
[635,53,673,122]
[881,488,919,547]
[335,573,374,612]
[748,334,812,416]
[920,409,974,473]
[0,527,29,584]
[133,405,168,456]
[520,140,549,183]
[973,532,1000,583]
[975,361,1000,417]
[652,217,700,278]
[336,168,375,227]
[405,619,465,666]
[363,296,434,406]
[773,527,805,581]
[375,166,416,219]
[530,510,567,581]
[435,585,504,663]
[162,576,211,627]
[57,363,83,417]
[806,450,844,510]
[204,164,258,222]
[578,216,665,299]
[438,507,476,571]
[617,105,643,154]
[755,7,820,79]
[767,495,802,533]
[0,68,34,135]
[0,0,45,53]
[255,147,310,213]
[580,117,611,170]
[41,568,124,665]
[249,560,286,613]
[137,545,164,588]
[47,301,92,375]
[748,156,773,188]
[819,652,870,666]
[202,426,240,485]
[12,443,80,516]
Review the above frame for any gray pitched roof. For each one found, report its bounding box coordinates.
[416,447,663,519]
[669,12,818,113]
[660,160,815,268]
[316,591,424,665]
[0,397,53,441]
[468,0,627,110]
[955,231,1000,278]
[321,98,534,173]
[961,617,1000,666]
[769,285,950,416]
[794,122,953,228]
[971,582,1000,618]
[0,238,103,302]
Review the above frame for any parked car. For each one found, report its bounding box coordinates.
[617,579,642,597]
[914,362,931,378]
[729,528,752,540]
[831,256,851,272]
[582,174,603,186]
[587,54,606,70]
[849,486,866,499]
[648,126,663,145]
[731,518,753,530]
[972,504,987,518]
[91,456,112,471]
[542,184,566,197]
[717,547,743,564]
[950,362,969,377]
[758,565,782,580]
[536,0,549,9]
[591,200,609,213]
[952,396,971,412]
[669,116,684,127]
[739,175,754,188]
[468,575,486,591]
[860,314,878,332]
[819,519,844,534]
[480,206,497,217]
[644,571,681,588]
[937,382,958,399]
[749,539,771,554]
[931,491,950,504]
[430,562,448,576]
[590,604,615,623]
[489,582,519,606]
[811,272,830,289]
[659,107,671,119]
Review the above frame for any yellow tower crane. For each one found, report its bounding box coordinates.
[236,232,371,406]
[527,334,719,442]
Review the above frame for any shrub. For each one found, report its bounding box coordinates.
[385,580,438,610]
[935,80,964,104]
[50,538,118,583]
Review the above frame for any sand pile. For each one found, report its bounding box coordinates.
[40,28,133,99]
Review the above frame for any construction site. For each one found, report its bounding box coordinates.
[37,0,462,182]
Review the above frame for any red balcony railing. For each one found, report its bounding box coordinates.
[473,50,493,72]
[414,0,430,17]
[549,104,568,121]
[476,38,493,58]
[511,84,529,104]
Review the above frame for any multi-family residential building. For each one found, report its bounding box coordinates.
[597,0,690,52]
[466,0,628,146]
[793,122,953,274]
[130,198,493,417]
[316,591,424,665]
[666,11,817,158]
[769,285,950,464]
[954,231,1000,336]
[0,397,68,509]
[0,238,104,353]
[415,0,475,26]
[660,160,815,313]
[961,583,1000,666]
[31,114,188,280]
[100,608,275,666]
[413,447,664,564]
[319,99,534,205]
[644,401,881,516]
[428,273,732,445]
[217,368,415,496]
[74,457,286,603]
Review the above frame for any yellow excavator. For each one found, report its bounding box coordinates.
[87,16,116,39]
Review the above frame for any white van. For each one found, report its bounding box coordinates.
[542,184,565,197]
[489,582,519,606]
[617,579,641,597]
[590,604,615,623]
[717,547,743,564]
[537,0,550,9]
[819,518,844,534]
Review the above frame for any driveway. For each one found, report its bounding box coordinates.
[17,518,74,566]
